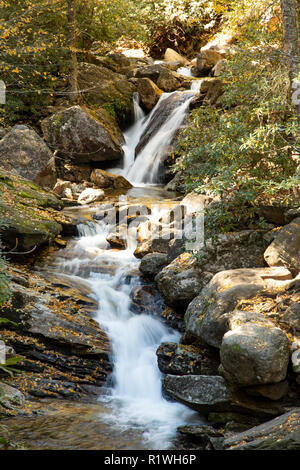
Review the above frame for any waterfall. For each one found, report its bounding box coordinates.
[110,78,199,186]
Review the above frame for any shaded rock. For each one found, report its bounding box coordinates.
[78,188,105,205]
[164,172,184,193]
[203,78,224,105]
[245,381,289,401]
[157,342,220,376]
[156,342,202,376]
[164,48,189,66]
[157,68,182,92]
[90,168,132,190]
[0,125,54,184]
[264,218,300,274]
[128,64,166,82]
[57,162,91,183]
[163,374,284,418]
[220,323,289,386]
[41,106,124,164]
[137,78,163,111]
[139,253,168,278]
[224,409,300,450]
[34,156,57,189]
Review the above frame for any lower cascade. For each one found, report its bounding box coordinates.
[50,210,196,449]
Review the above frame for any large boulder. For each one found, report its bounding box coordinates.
[0,382,25,417]
[155,230,270,309]
[220,321,289,386]
[137,78,163,111]
[78,62,136,126]
[0,125,54,185]
[163,374,283,417]
[264,218,300,274]
[184,267,292,348]
[41,106,124,164]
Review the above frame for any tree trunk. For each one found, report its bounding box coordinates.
[67,0,79,101]
[280,0,300,123]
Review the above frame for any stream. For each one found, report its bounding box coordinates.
[4,76,204,450]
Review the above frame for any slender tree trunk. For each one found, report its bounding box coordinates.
[67,0,79,101]
[280,0,300,123]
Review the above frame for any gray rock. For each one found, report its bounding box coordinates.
[156,342,202,375]
[156,68,182,92]
[139,253,168,278]
[0,125,54,184]
[163,374,284,418]
[184,267,292,348]
[220,323,289,386]
[224,409,300,450]
[0,382,25,412]
[155,253,210,309]
[163,375,233,414]
[264,217,300,274]
[41,106,124,164]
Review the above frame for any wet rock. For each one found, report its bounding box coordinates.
[184,267,292,348]
[57,163,91,184]
[90,168,132,190]
[78,188,105,205]
[139,253,169,278]
[177,425,224,450]
[164,48,189,66]
[224,409,300,450]
[264,218,300,274]
[0,125,54,185]
[137,78,163,111]
[164,172,184,193]
[220,323,289,386]
[41,106,124,164]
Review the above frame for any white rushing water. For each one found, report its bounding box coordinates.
[110,72,200,186]
[53,212,197,449]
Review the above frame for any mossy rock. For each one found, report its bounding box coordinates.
[78,63,136,127]
[0,168,64,251]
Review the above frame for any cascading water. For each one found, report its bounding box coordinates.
[110,78,200,186]
[50,204,198,449]
[42,67,203,449]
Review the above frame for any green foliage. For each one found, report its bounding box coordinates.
[175,29,300,237]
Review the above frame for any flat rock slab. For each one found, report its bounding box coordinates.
[224,409,300,450]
